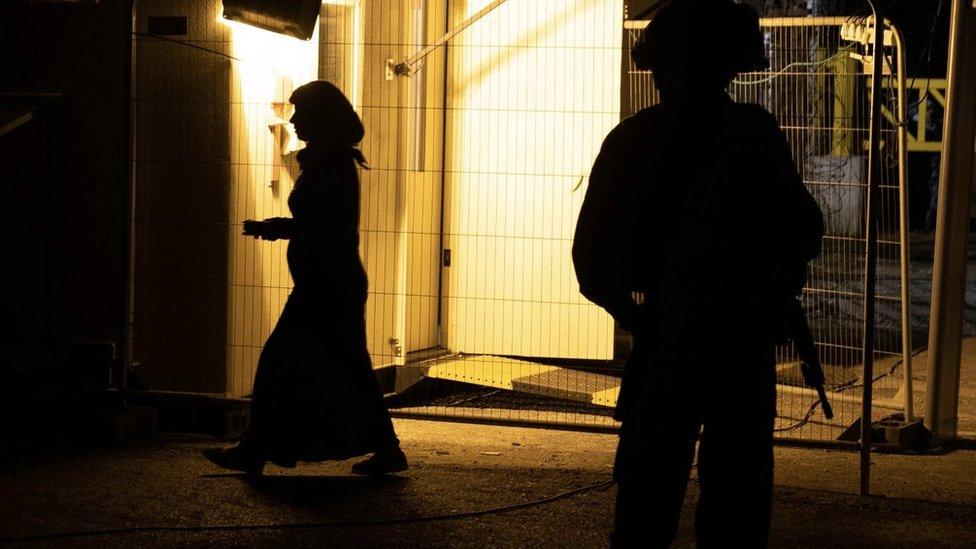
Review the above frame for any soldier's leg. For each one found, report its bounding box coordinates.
[694,346,776,548]
[612,401,702,547]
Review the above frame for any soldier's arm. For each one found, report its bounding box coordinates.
[774,123,824,260]
[573,121,640,328]
[763,114,825,294]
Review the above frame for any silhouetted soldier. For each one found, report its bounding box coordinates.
[573,1,823,547]
[204,81,407,477]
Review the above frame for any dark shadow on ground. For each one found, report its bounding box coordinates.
[202,472,411,509]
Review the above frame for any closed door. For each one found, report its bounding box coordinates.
[441,0,621,360]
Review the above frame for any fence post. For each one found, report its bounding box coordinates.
[924,0,976,442]
[859,5,885,497]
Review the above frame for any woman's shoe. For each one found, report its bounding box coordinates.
[202,446,266,477]
[351,447,408,476]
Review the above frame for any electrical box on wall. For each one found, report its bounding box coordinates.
[146,16,187,36]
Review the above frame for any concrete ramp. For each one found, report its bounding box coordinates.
[419,355,621,408]
[401,354,878,421]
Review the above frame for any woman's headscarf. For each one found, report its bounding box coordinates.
[290,80,368,168]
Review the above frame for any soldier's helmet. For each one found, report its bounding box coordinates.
[631,0,769,83]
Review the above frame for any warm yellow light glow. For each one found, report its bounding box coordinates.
[350,1,364,109]
[223,10,319,397]
[214,0,622,393]
[444,0,623,360]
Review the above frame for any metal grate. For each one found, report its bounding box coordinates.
[128,4,912,440]
[625,17,912,441]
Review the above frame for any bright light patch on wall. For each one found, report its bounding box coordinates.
[443,0,622,360]
[349,1,363,109]
[223,11,319,396]
[224,16,317,113]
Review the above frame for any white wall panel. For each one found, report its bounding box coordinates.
[443,0,621,359]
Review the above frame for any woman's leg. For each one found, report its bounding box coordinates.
[339,300,406,474]
[341,300,399,449]
[240,297,304,463]
[203,299,308,474]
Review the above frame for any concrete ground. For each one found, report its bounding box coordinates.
[1,418,974,548]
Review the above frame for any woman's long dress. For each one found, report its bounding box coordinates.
[245,147,398,464]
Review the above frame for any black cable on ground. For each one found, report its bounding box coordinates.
[773,343,930,432]
[834,346,928,394]
[774,400,823,433]
[0,478,615,544]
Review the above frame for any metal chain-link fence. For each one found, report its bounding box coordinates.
[128,4,911,442]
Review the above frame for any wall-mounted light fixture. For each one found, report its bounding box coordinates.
[221,0,320,40]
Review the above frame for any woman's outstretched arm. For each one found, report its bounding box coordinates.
[242,217,296,241]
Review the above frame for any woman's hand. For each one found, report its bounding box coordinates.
[242,219,264,238]
[242,218,292,241]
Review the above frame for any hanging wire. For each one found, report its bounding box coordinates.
[732,51,848,86]
[131,31,241,61]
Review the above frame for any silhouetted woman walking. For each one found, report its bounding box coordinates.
[204,80,406,477]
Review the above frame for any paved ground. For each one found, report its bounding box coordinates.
[1,419,974,548]
[1,235,971,547]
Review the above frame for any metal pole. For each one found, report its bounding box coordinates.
[435,0,452,335]
[122,0,137,398]
[924,0,976,441]
[891,26,913,422]
[411,0,428,171]
[392,24,410,367]
[395,0,509,75]
[859,5,885,497]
